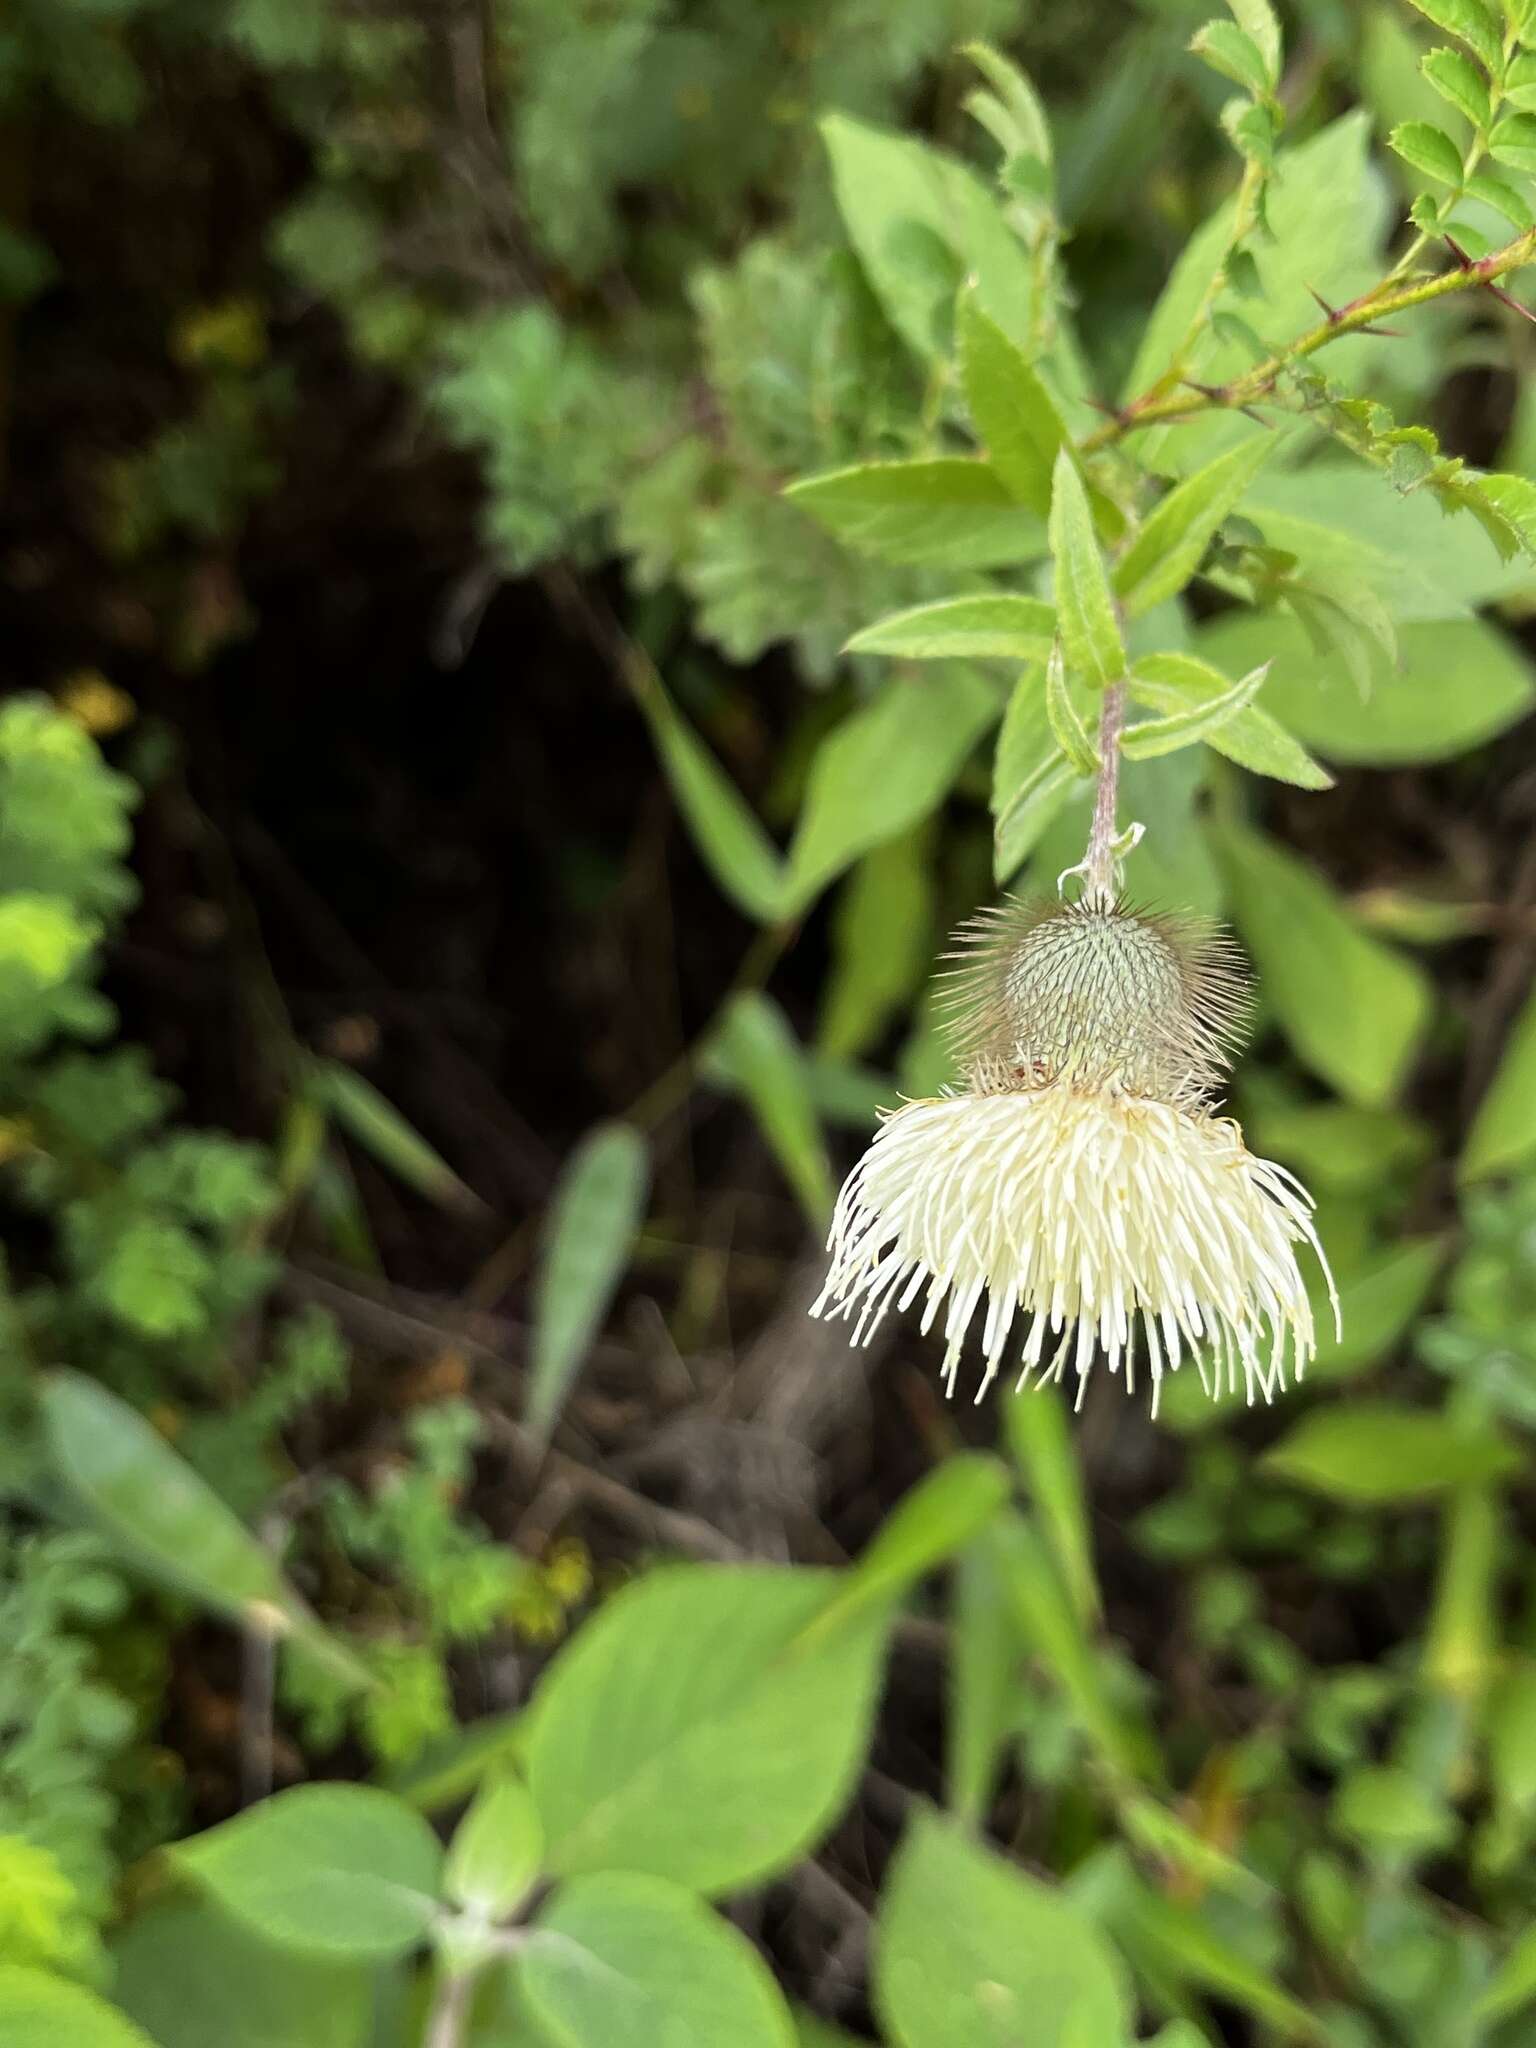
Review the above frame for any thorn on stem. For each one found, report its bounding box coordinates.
[1180,378,1226,399]
[1488,281,1536,324]
[1444,234,1475,271]
[1307,286,1342,324]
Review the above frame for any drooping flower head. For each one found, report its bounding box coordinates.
[811,893,1336,1414]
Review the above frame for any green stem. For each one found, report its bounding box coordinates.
[1082,226,1536,453]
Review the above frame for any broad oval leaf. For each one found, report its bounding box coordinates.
[787,459,1045,570]
[529,1123,649,1445]
[845,593,1056,664]
[0,1967,158,2048]
[1129,652,1329,786]
[1389,119,1465,183]
[1047,450,1125,688]
[521,1874,796,2048]
[1210,821,1433,1106]
[170,1785,444,1960]
[1114,439,1273,616]
[1263,1402,1520,1503]
[957,288,1064,515]
[522,1563,892,1894]
[874,1810,1132,2048]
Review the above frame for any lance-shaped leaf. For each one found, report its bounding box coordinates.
[1045,637,1100,775]
[957,287,1064,515]
[1047,449,1125,687]
[787,459,1045,569]
[845,593,1056,664]
[1461,982,1536,1183]
[528,1123,649,1447]
[1114,439,1273,616]
[992,662,1088,882]
[705,992,833,1224]
[1121,660,1270,762]
[1130,651,1332,787]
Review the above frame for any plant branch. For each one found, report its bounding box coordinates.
[1082,227,1536,453]
[1082,683,1126,909]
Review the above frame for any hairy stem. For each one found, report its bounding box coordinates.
[1082,682,1126,909]
[1082,226,1536,453]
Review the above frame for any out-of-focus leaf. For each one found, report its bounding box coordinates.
[0,1968,158,2048]
[40,1371,368,1688]
[307,1058,480,1213]
[705,992,833,1224]
[793,2009,865,2048]
[948,1538,1018,1826]
[1211,822,1433,1106]
[1263,1403,1520,1503]
[818,832,933,1060]
[528,1122,648,1446]
[1195,613,1536,766]
[787,460,1044,569]
[821,113,1035,362]
[873,1810,1133,2048]
[845,593,1056,663]
[786,668,998,909]
[1306,1237,1446,1381]
[827,1454,1011,1624]
[521,1874,795,2048]
[1115,440,1273,615]
[957,288,1064,514]
[1477,1923,1536,2026]
[1462,984,1536,1183]
[1048,450,1125,688]
[171,1785,443,1960]
[522,1563,890,1895]
[630,660,787,922]
[1003,1391,1098,1625]
[1113,1884,1321,2039]
[444,1772,544,1919]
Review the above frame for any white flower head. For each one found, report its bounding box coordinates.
[811,895,1337,1414]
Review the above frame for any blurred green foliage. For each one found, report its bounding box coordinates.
[4,0,1536,2045]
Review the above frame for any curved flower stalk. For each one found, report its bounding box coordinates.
[812,710,1338,1414]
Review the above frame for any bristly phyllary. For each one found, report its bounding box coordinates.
[811,889,1337,1415]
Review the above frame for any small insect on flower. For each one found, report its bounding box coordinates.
[811,893,1337,1414]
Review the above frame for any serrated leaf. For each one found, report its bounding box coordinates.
[1264,1403,1519,1503]
[1048,450,1124,688]
[1210,821,1433,1105]
[1045,637,1100,774]
[956,288,1065,515]
[1129,652,1332,787]
[1115,438,1273,615]
[1228,0,1282,81]
[1390,119,1466,182]
[1465,169,1533,227]
[705,992,832,1224]
[1462,983,1536,1182]
[1122,660,1270,761]
[529,1123,649,1447]
[845,593,1056,663]
[1490,110,1536,170]
[1421,46,1492,128]
[1403,0,1503,72]
[787,460,1045,570]
[1191,19,1273,97]
[631,661,787,922]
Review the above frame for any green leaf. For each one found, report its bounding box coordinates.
[786,667,998,908]
[1190,20,1273,98]
[992,663,1087,883]
[171,1785,444,1960]
[112,1897,370,2048]
[630,662,787,923]
[307,1059,480,1213]
[1129,652,1331,788]
[1048,451,1125,688]
[1113,1884,1321,2039]
[40,1371,366,1687]
[794,2010,865,2048]
[1264,1403,1520,1503]
[957,289,1064,515]
[874,1810,1132,2048]
[1045,637,1100,775]
[1195,613,1536,765]
[1306,1237,1445,1382]
[948,1538,1018,1825]
[1003,1392,1099,1626]
[523,1564,892,1894]
[1462,983,1536,1181]
[821,113,1036,363]
[1464,169,1533,228]
[445,1772,544,1919]
[845,593,1055,664]
[1403,0,1503,72]
[832,1454,1011,1620]
[1476,1924,1536,2025]
[705,992,833,1224]
[529,1123,649,1446]
[1227,0,1282,81]
[1421,46,1492,129]
[1490,111,1536,171]
[787,460,1045,570]
[1122,660,1270,762]
[521,1874,795,2048]
[1210,822,1433,1106]
[0,1968,158,2048]
[818,833,933,1060]
[1390,119,1467,182]
[1115,440,1273,616]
